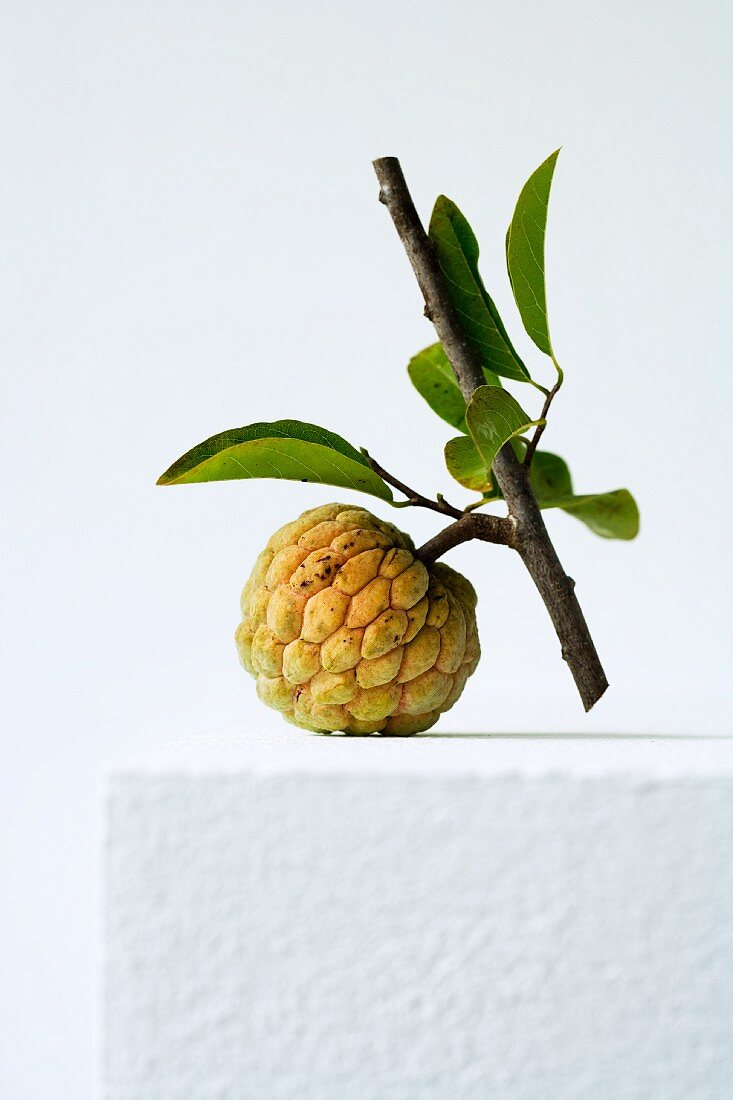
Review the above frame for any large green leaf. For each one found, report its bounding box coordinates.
[506,149,560,356]
[444,434,492,492]
[465,386,542,472]
[544,490,639,540]
[157,419,393,502]
[408,342,500,432]
[429,198,530,383]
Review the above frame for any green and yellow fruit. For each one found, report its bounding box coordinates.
[235,503,480,735]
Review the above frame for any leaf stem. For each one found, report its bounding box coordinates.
[463,493,500,513]
[523,357,564,467]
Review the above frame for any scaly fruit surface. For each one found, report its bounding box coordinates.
[235,504,480,735]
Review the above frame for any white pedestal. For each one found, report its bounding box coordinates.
[103,727,733,1099]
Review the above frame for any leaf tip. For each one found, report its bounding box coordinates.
[541,147,561,172]
[625,492,641,540]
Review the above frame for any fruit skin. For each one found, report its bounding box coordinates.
[235,504,480,735]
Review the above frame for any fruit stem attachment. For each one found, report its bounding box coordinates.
[372,155,608,712]
[416,513,516,566]
[363,451,515,561]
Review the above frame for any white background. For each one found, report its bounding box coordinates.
[2,1,731,1094]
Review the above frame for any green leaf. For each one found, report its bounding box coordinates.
[408,343,500,432]
[465,386,542,472]
[544,490,640,540]
[408,344,469,432]
[506,149,560,356]
[429,197,530,383]
[444,434,493,492]
[526,449,638,539]
[528,449,573,501]
[157,419,393,502]
[527,450,638,539]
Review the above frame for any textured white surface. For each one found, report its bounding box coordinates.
[104,728,733,1099]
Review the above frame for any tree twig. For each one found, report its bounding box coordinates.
[363,451,463,519]
[373,155,608,711]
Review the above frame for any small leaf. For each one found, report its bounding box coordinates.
[444,434,492,492]
[408,344,469,432]
[506,149,560,356]
[408,343,500,432]
[465,386,542,472]
[528,449,573,501]
[544,490,640,540]
[429,198,530,383]
[157,419,393,502]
